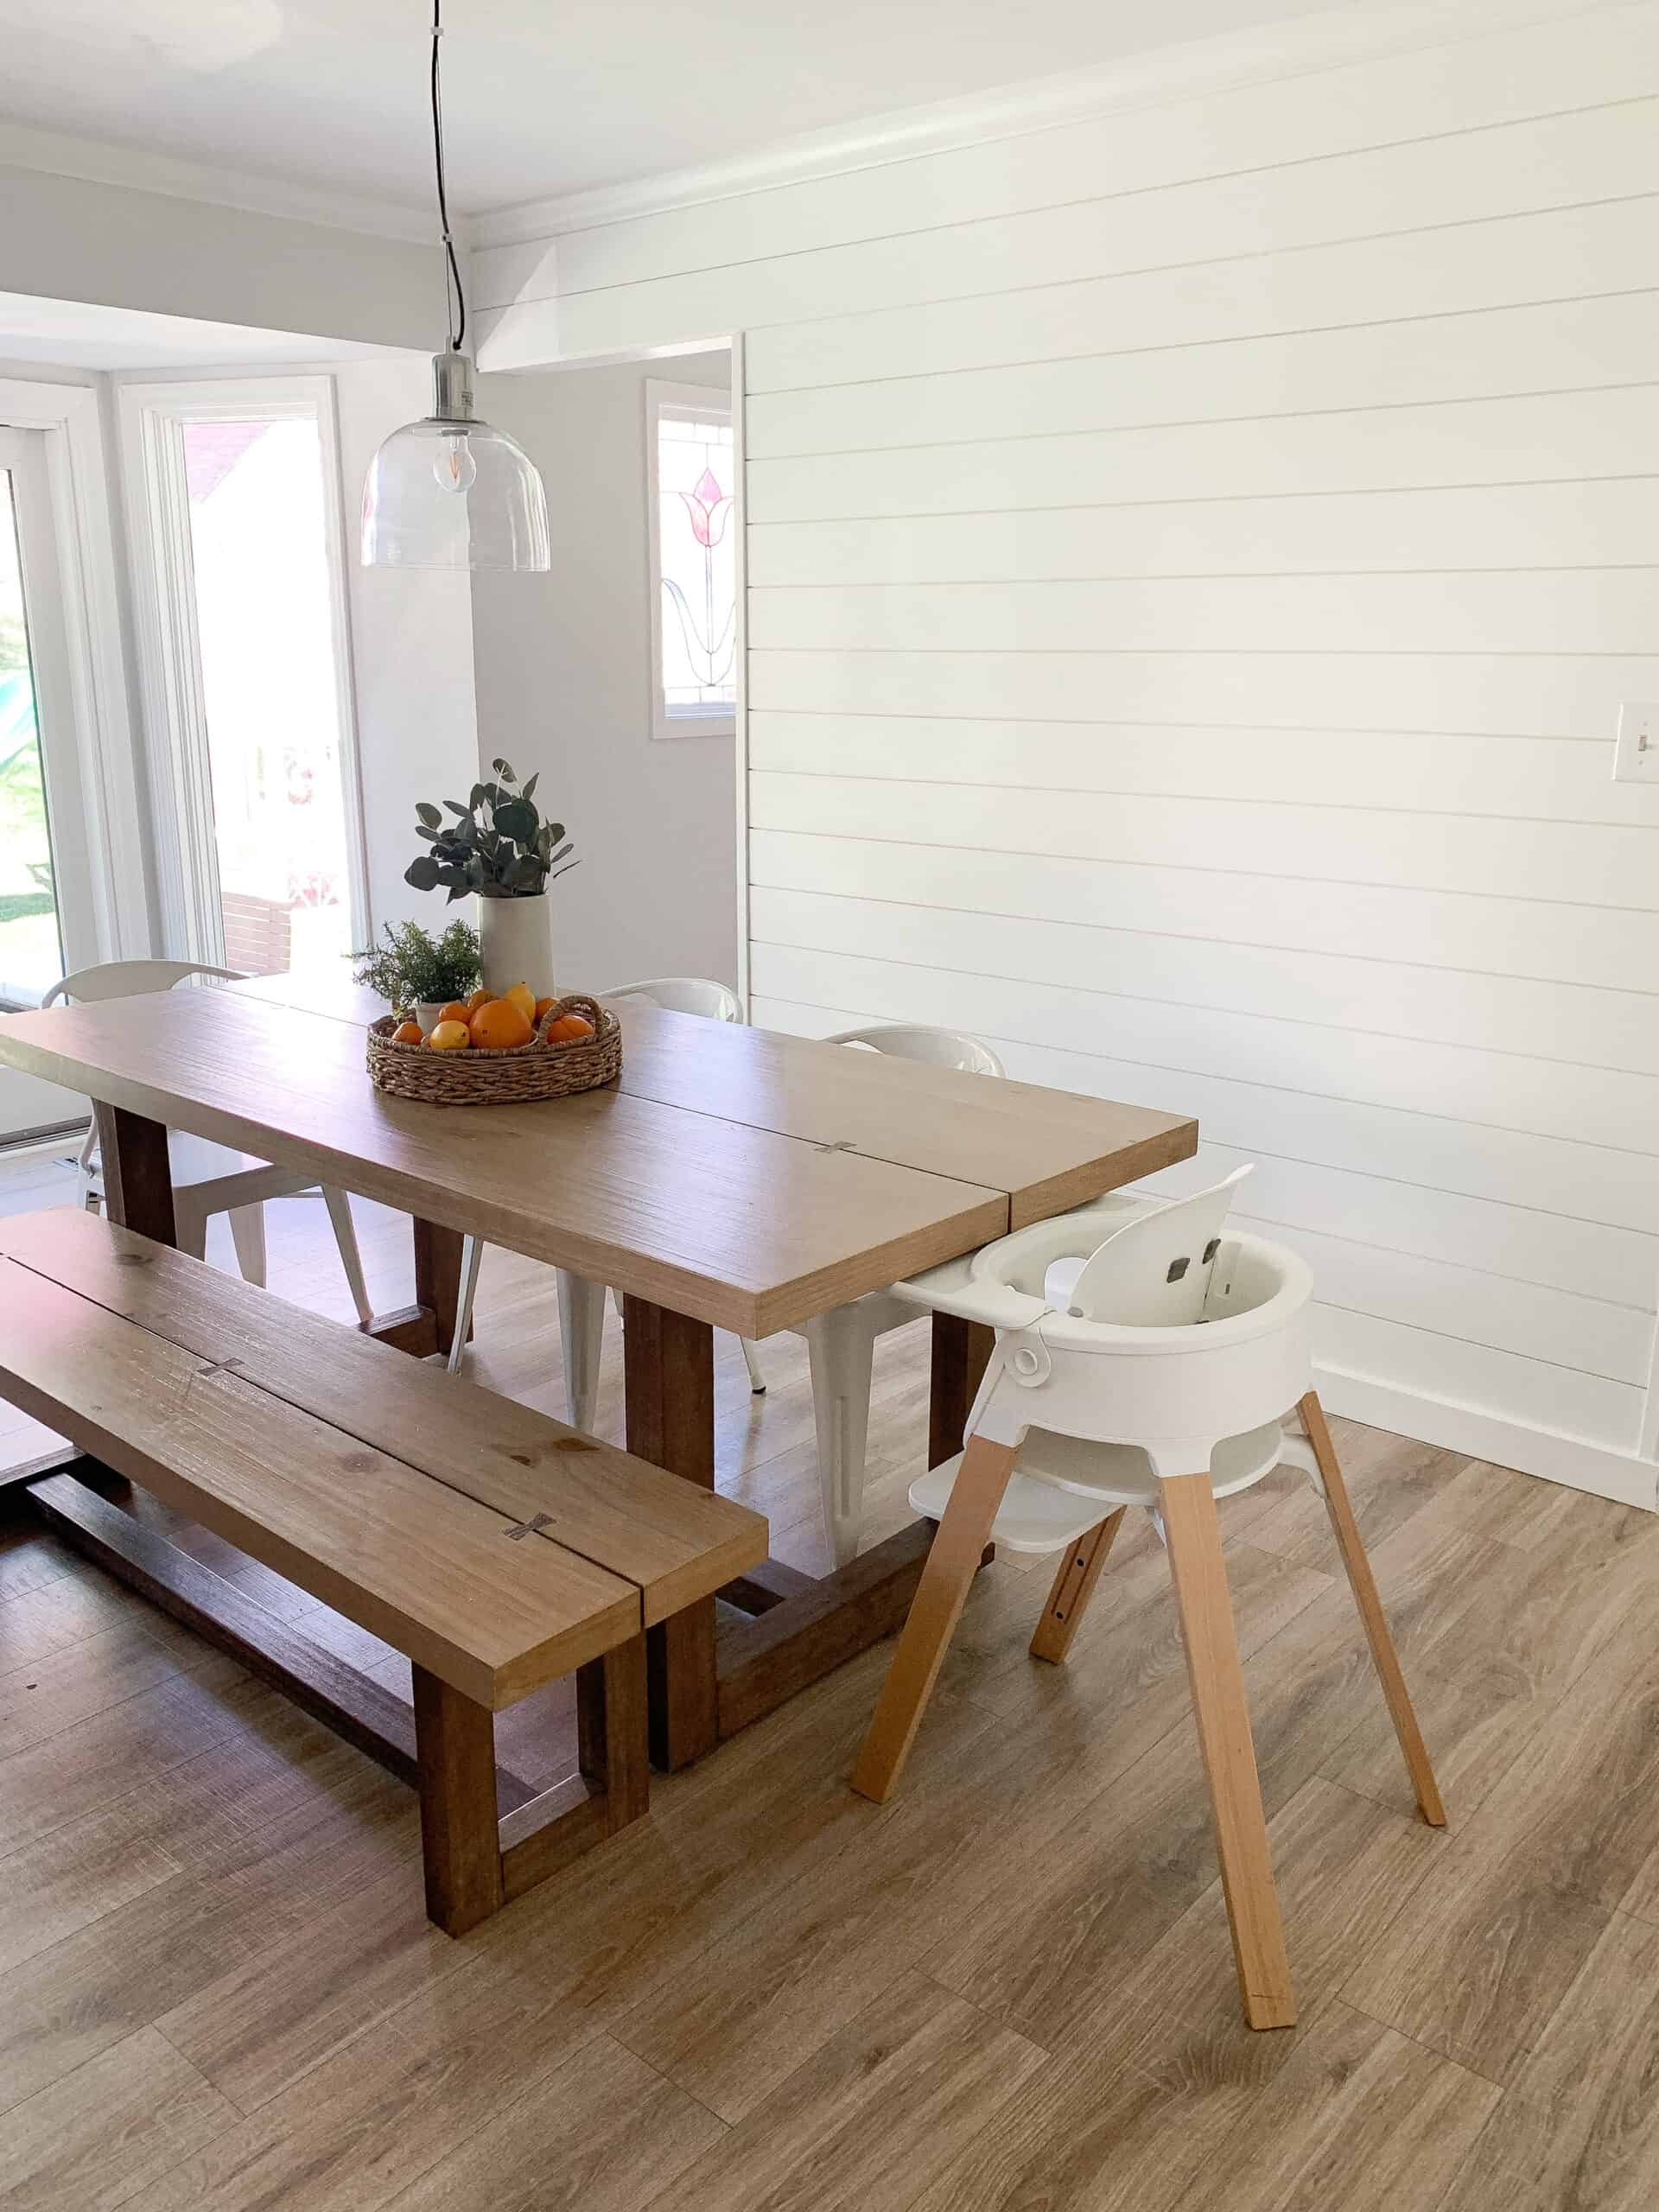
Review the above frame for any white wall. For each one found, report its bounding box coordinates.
[470,352,739,993]
[474,0,1659,1504]
[0,168,437,350]
[330,358,478,945]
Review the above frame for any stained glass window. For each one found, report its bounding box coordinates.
[648,385,736,738]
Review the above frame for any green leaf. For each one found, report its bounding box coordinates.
[493,758,515,782]
[442,798,467,816]
[493,799,537,845]
[545,841,573,868]
[469,782,490,813]
[404,854,442,892]
[415,801,442,829]
[522,772,538,802]
[544,822,565,844]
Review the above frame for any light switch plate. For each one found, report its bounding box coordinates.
[1613,702,1659,781]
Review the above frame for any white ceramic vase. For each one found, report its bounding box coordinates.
[480,894,554,996]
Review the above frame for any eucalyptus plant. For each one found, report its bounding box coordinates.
[404,759,577,903]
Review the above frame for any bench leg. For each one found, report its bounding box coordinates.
[93,1103,175,1248]
[579,1633,651,1833]
[412,1666,503,1937]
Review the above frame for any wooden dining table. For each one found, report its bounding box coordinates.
[0,974,1196,1769]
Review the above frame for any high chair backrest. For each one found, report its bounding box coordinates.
[43,960,245,1007]
[1052,1166,1253,1326]
[604,976,742,1022]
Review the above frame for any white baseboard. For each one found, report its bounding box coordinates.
[1318,1360,1656,1513]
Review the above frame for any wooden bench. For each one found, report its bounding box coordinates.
[0,1206,767,1936]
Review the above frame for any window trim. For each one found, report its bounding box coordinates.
[645,378,737,744]
[117,374,371,964]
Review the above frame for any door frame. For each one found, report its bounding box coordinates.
[117,373,371,965]
[0,377,149,974]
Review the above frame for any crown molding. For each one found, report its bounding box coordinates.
[0,120,435,245]
[467,0,1614,251]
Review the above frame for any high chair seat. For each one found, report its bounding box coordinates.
[852,1164,1447,2036]
[912,1418,1290,1548]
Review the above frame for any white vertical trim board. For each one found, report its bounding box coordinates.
[480,0,1659,1507]
[0,378,149,969]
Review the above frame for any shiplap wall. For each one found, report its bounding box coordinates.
[477,0,1659,1503]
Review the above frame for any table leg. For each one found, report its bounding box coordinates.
[93,1103,175,1247]
[364,1217,468,1360]
[928,1313,995,1469]
[621,1294,718,1771]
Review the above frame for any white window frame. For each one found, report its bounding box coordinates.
[645,378,738,743]
[117,374,371,964]
[0,377,149,974]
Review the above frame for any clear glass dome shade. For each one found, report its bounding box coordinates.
[360,354,550,571]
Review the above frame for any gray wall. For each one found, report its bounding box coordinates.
[470,349,738,995]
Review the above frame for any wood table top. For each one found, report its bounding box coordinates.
[0,979,1196,1336]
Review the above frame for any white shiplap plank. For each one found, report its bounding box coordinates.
[749,772,1658,909]
[748,828,1659,995]
[746,478,1659,587]
[746,941,1659,1157]
[747,718,1659,829]
[739,196,1659,392]
[747,882,1659,1077]
[747,569,1658,656]
[747,386,1659,522]
[546,100,1656,353]
[747,649,1655,739]
[747,991,1659,1241]
[476,5,1659,308]
[746,290,1659,457]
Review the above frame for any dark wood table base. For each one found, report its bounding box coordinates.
[87,1099,995,1779]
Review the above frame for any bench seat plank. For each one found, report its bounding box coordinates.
[0,1208,766,1624]
[0,1259,639,1708]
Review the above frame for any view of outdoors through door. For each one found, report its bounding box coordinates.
[181,414,354,975]
[0,461,62,1012]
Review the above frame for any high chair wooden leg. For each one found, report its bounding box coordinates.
[1160,1471,1296,2031]
[851,1436,1020,1804]
[1298,1391,1446,1828]
[1029,1510,1126,1663]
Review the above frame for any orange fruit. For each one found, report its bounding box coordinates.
[465,987,496,1013]
[391,1020,424,1046]
[435,1001,471,1028]
[503,981,537,1024]
[428,1020,472,1052]
[533,995,558,1022]
[469,998,534,1050]
[544,1013,594,1044]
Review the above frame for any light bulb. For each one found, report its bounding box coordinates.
[434,432,476,493]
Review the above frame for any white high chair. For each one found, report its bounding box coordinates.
[851,1167,1445,2032]
[47,961,372,1320]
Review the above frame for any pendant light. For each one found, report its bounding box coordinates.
[361,0,550,570]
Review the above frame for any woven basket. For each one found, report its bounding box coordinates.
[365,993,621,1106]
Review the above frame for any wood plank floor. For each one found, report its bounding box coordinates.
[3,1174,1659,2209]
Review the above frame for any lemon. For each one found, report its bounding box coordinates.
[504,981,537,1024]
[429,1020,472,1052]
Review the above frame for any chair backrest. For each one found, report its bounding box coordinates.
[1047,1166,1254,1327]
[604,976,742,1022]
[42,960,246,1008]
[823,1024,1006,1077]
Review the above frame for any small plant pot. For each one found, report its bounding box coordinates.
[416,1001,447,1033]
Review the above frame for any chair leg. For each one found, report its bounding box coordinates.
[805,1306,878,1569]
[175,1201,208,1262]
[739,1335,767,1395]
[1029,1509,1126,1663]
[851,1434,1019,1804]
[1160,1471,1296,2031]
[445,1236,485,1374]
[321,1185,373,1325]
[1298,1390,1446,1828]
[557,1272,607,1430]
[226,1202,267,1287]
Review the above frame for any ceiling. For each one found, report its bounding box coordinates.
[0,0,1357,220]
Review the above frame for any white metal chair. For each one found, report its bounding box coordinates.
[446,976,766,1394]
[47,960,372,1321]
[850,1166,1445,2031]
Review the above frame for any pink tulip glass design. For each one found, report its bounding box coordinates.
[658,411,737,721]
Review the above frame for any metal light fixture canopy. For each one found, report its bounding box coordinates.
[360,8,550,571]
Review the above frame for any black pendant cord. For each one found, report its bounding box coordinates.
[431,0,466,352]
